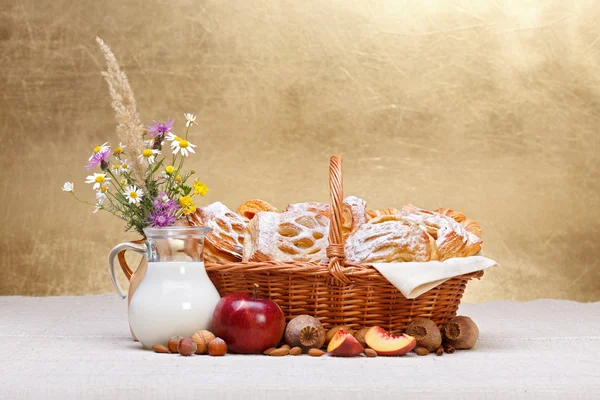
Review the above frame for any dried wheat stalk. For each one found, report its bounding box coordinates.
[96,36,146,187]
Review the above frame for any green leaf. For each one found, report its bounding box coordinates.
[151,158,165,175]
[181,185,192,196]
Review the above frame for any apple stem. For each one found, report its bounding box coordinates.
[253,283,259,300]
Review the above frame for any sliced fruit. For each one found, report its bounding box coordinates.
[327,328,364,357]
[364,326,416,356]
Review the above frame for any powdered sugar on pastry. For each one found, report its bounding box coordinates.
[244,211,330,263]
[345,215,437,263]
[192,202,246,262]
[284,202,330,216]
[400,205,481,259]
[285,196,367,240]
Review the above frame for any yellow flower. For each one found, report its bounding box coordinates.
[175,174,182,183]
[179,196,197,215]
[193,179,209,196]
[165,165,175,175]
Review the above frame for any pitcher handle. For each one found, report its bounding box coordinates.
[108,240,147,299]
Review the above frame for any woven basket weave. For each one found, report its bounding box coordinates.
[204,155,482,334]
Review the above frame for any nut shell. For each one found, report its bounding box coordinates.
[353,328,369,348]
[178,338,197,356]
[192,330,216,354]
[208,337,227,356]
[168,336,184,353]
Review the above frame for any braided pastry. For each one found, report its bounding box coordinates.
[285,196,367,240]
[237,199,278,221]
[400,205,482,260]
[187,202,246,263]
[345,215,438,263]
[436,207,482,238]
[365,208,400,221]
[243,211,329,263]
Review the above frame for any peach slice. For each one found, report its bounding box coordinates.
[327,329,364,357]
[364,326,416,356]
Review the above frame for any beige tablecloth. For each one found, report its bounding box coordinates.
[0,295,598,399]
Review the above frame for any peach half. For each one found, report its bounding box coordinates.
[327,329,364,357]
[364,326,416,356]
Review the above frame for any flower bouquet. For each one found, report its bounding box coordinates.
[63,38,208,236]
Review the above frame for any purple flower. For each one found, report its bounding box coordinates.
[86,149,111,170]
[147,210,176,228]
[147,118,174,138]
[152,193,179,214]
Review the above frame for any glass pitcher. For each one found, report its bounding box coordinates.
[108,226,221,349]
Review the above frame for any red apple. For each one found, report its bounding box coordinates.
[212,284,285,354]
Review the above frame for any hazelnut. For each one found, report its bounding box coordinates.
[168,336,184,353]
[208,337,227,356]
[178,338,197,356]
[192,330,216,354]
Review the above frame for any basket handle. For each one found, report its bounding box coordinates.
[327,155,351,285]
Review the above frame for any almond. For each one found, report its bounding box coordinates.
[415,347,430,356]
[152,344,170,354]
[308,348,325,357]
[279,344,291,351]
[364,348,377,358]
[269,348,290,356]
[289,346,302,356]
[263,347,277,355]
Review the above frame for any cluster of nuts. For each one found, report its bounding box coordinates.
[152,330,227,357]
[263,344,326,357]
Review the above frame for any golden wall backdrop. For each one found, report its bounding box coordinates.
[1,0,599,301]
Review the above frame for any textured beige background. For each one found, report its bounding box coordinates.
[1,0,599,301]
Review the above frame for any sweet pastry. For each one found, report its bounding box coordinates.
[187,202,246,263]
[365,208,399,221]
[340,195,367,240]
[400,205,482,259]
[284,202,330,217]
[243,211,330,263]
[285,196,367,240]
[436,207,482,238]
[345,215,438,263]
[236,199,278,221]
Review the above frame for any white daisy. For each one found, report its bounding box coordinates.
[62,182,74,192]
[88,142,110,161]
[93,203,103,214]
[119,160,132,174]
[113,142,126,156]
[120,178,128,186]
[138,148,160,164]
[111,162,122,175]
[96,182,110,200]
[85,173,111,190]
[165,132,181,142]
[144,139,154,148]
[124,185,144,204]
[184,113,198,128]
[170,138,197,157]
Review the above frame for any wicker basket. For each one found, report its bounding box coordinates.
[205,155,482,334]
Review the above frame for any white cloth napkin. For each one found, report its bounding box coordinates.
[370,256,498,299]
